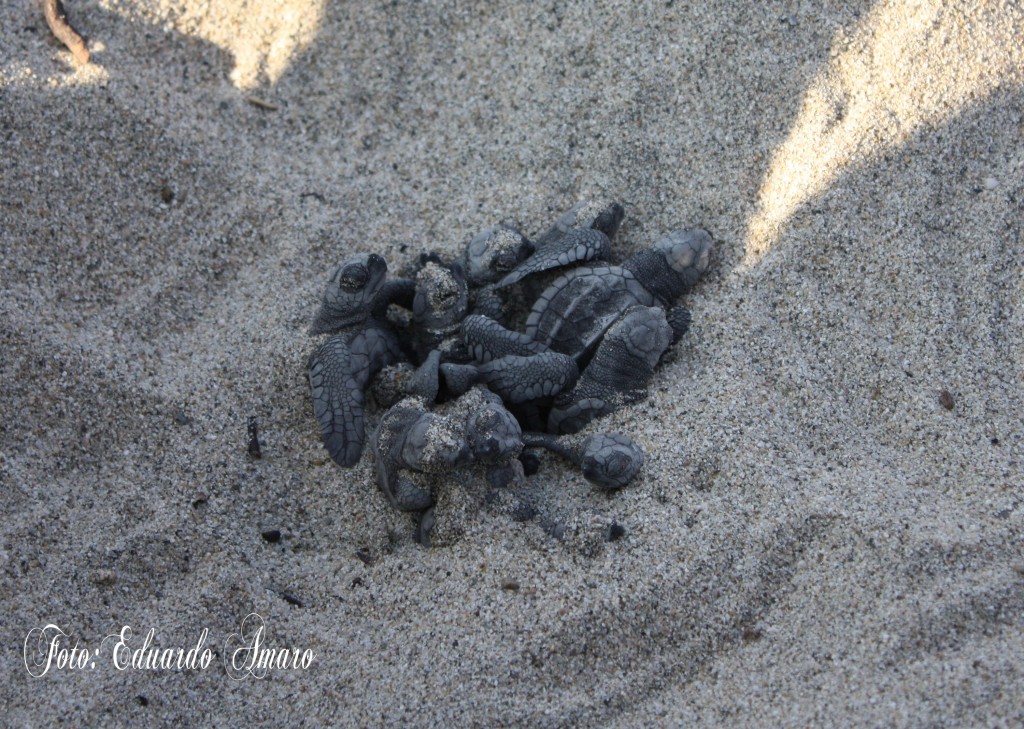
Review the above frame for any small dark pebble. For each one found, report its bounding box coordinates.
[741,628,763,642]
[939,389,955,410]
[606,522,626,542]
[511,501,537,522]
[160,185,174,204]
[278,589,304,607]
[519,451,541,476]
[89,569,117,587]
[501,579,520,591]
[261,529,282,543]
[247,416,262,459]
[542,519,566,540]
[136,695,149,707]
[355,547,374,565]
[172,408,191,426]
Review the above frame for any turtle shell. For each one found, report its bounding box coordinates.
[524,265,655,358]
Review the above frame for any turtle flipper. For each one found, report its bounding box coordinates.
[496,228,611,288]
[308,335,368,467]
[309,326,403,466]
[443,351,578,404]
[462,314,548,363]
[532,200,624,249]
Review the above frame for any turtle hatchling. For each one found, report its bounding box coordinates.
[305,200,712,544]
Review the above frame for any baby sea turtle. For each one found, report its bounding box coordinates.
[524,227,712,358]
[369,387,526,546]
[369,387,523,510]
[307,254,413,467]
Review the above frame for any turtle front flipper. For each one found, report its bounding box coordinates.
[309,326,404,466]
[496,228,611,288]
[441,351,578,404]
[308,335,369,467]
[461,314,548,363]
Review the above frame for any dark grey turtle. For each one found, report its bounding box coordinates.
[307,254,414,467]
[526,227,712,359]
[522,431,644,490]
[448,227,712,433]
[369,387,525,546]
[495,201,624,288]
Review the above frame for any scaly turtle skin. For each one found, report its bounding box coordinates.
[307,254,414,467]
[440,351,578,404]
[528,200,624,252]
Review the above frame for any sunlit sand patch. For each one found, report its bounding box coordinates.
[743,0,1024,268]
[99,0,326,90]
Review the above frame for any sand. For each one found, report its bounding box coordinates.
[2,0,1023,725]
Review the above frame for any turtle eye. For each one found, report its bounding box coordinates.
[494,251,517,272]
[339,264,369,292]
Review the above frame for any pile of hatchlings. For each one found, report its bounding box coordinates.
[306,201,712,546]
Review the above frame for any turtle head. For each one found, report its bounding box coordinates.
[413,261,469,332]
[466,403,523,465]
[464,225,533,286]
[309,254,388,335]
[581,432,644,490]
[657,228,713,288]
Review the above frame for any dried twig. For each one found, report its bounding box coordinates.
[246,95,280,111]
[42,0,90,65]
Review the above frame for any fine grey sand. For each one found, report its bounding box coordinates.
[2,0,1023,725]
